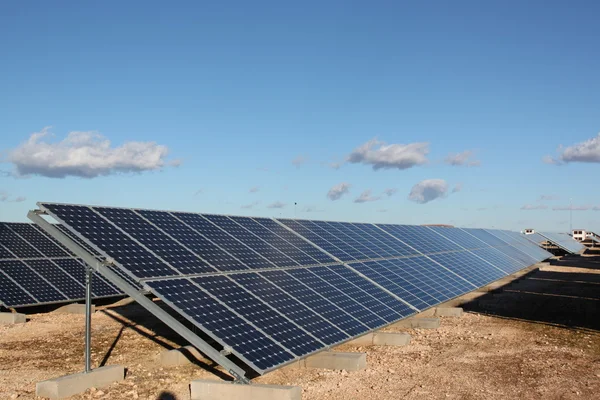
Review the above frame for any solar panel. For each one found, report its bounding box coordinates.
[35,202,548,377]
[537,232,585,254]
[0,222,123,308]
[588,235,600,244]
[522,232,547,245]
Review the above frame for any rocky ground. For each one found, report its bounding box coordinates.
[1,255,599,400]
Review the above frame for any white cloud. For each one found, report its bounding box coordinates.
[302,205,324,213]
[552,205,590,211]
[328,161,342,170]
[521,204,548,210]
[545,133,600,165]
[0,191,26,203]
[292,155,308,167]
[377,208,388,213]
[241,201,259,209]
[267,201,287,209]
[444,150,481,167]
[452,183,463,193]
[195,189,203,196]
[593,206,600,211]
[347,138,429,170]
[408,179,449,204]
[249,186,260,193]
[384,188,397,197]
[538,194,558,201]
[7,127,178,178]
[327,182,351,201]
[354,190,381,203]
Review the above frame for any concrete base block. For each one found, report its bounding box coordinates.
[0,312,26,324]
[434,307,464,317]
[160,345,207,366]
[392,317,440,329]
[286,351,366,371]
[53,303,95,315]
[36,365,124,399]
[191,380,301,400]
[348,332,411,346]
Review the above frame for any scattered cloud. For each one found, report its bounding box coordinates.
[452,183,463,193]
[593,206,600,211]
[384,188,397,197]
[521,204,548,210]
[241,201,259,209]
[377,208,388,213]
[302,205,324,213]
[267,201,287,209]
[538,194,559,201]
[327,182,351,201]
[354,190,381,203]
[6,127,178,178]
[408,179,449,204]
[476,207,487,211]
[328,161,343,170]
[249,186,260,193]
[0,191,26,203]
[444,150,481,167]
[194,189,203,196]
[544,133,600,165]
[292,155,308,168]
[552,205,590,211]
[347,138,429,170]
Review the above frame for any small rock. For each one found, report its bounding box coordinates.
[388,368,395,373]
[95,390,105,396]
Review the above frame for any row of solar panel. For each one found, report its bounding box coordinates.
[38,203,551,374]
[40,204,549,282]
[538,232,586,254]
[0,223,123,307]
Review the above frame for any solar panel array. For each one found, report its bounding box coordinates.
[38,202,552,374]
[0,222,123,308]
[522,232,548,246]
[537,232,585,254]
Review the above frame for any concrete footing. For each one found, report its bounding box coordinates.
[285,351,367,371]
[348,332,411,346]
[434,307,464,317]
[53,303,95,315]
[0,312,26,324]
[392,317,440,329]
[160,345,207,366]
[36,365,124,399]
[191,380,301,400]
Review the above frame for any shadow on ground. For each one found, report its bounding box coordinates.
[462,255,600,332]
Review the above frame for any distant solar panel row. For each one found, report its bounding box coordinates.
[536,232,585,254]
[37,202,552,374]
[0,223,123,307]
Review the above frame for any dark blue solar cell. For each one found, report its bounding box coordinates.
[0,244,14,259]
[230,273,348,346]
[54,224,100,257]
[0,260,66,303]
[318,221,388,259]
[42,204,175,279]
[426,226,489,251]
[25,259,86,299]
[53,259,121,297]
[229,217,319,266]
[286,268,386,329]
[251,218,335,264]
[350,261,435,310]
[468,248,523,274]
[260,269,368,337]
[326,264,415,319]
[193,275,323,358]
[428,251,505,288]
[175,213,274,270]
[377,224,463,254]
[147,278,294,372]
[489,230,548,262]
[0,270,37,307]
[203,215,298,268]
[0,224,43,258]
[346,222,419,257]
[4,223,69,258]
[462,228,510,248]
[303,221,370,260]
[137,210,247,272]
[94,207,214,275]
[278,219,355,261]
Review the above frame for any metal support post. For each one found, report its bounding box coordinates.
[84,266,93,373]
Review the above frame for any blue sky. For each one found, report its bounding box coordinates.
[1,1,599,232]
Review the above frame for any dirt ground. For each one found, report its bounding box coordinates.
[1,254,599,400]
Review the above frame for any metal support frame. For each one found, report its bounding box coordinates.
[28,210,250,384]
[84,266,92,373]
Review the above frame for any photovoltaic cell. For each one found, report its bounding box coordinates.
[0,224,43,258]
[0,260,66,303]
[377,224,463,254]
[428,251,504,288]
[25,259,85,299]
[0,244,15,259]
[0,270,36,307]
